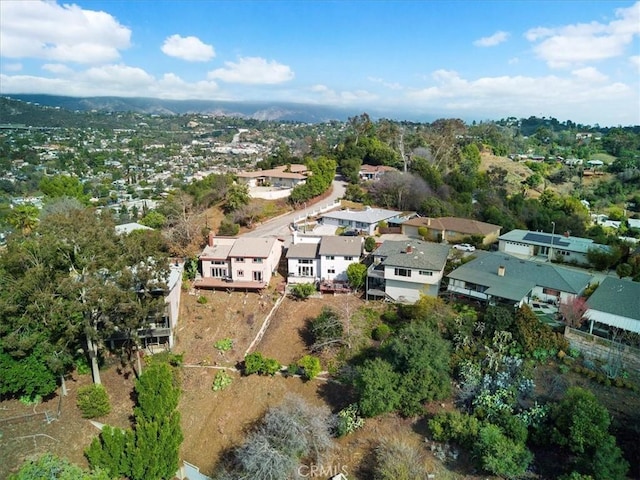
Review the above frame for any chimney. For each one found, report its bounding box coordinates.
[406,244,413,254]
[208,232,215,247]
[497,265,506,277]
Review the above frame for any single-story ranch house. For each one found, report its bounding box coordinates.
[446,251,593,307]
[401,216,501,246]
[319,207,407,236]
[498,229,610,266]
[236,164,308,189]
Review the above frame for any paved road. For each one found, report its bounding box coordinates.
[243,177,347,239]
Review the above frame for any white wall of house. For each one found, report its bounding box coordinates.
[499,240,533,256]
[287,257,320,284]
[585,310,640,334]
[320,254,359,281]
[530,286,578,305]
[382,266,442,302]
[385,279,437,303]
[321,217,376,235]
[231,246,281,284]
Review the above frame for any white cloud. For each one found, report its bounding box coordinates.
[508,57,520,65]
[161,34,215,62]
[571,67,608,83]
[525,1,640,67]
[0,65,220,99]
[368,76,403,90]
[405,69,638,125]
[42,63,73,74]
[3,63,23,72]
[630,55,640,68]
[473,31,510,47]
[208,57,294,84]
[0,0,131,64]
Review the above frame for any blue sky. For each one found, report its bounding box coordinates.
[1,1,639,125]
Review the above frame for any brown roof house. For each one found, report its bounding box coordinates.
[359,164,398,181]
[236,164,308,189]
[402,217,501,246]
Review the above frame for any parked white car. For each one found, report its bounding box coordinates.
[453,243,476,252]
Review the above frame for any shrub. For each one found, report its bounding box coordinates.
[196,295,208,304]
[373,437,433,480]
[77,384,111,418]
[473,424,532,478]
[290,282,316,300]
[297,355,321,380]
[335,404,364,437]
[428,410,480,448]
[244,352,281,376]
[244,352,265,375]
[364,236,376,252]
[212,371,232,391]
[262,357,282,376]
[214,338,233,352]
[372,324,391,341]
[286,363,299,377]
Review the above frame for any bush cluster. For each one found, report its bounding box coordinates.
[77,384,111,418]
[243,352,281,376]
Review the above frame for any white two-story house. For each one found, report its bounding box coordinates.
[366,240,450,303]
[286,234,363,284]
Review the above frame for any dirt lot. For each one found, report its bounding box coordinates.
[3,286,639,479]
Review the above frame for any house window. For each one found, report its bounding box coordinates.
[252,258,263,263]
[328,268,335,274]
[211,267,227,278]
[253,271,263,282]
[419,270,433,276]
[212,260,226,265]
[298,266,313,277]
[298,259,312,264]
[345,256,354,261]
[542,288,560,296]
[355,222,367,228]
[237,270,244,277]
[236,257,245,263]
[339,219,350,226]
[326,256,335,260]
[394,268,411,277]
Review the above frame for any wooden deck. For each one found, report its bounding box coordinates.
[319,281,352,294]
[194,277,267,290]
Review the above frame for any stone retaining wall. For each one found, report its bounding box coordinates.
[564,326,640,374]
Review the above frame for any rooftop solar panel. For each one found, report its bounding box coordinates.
[523,232,570,247]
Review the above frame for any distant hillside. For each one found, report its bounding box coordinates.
[2,94,356,123]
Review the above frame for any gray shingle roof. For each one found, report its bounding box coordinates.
[318,236,363,256]
[374,240,450,271]
[447,252,593,300]
[586,277,640,321]
[286,242,319,259]
[320,207,402,225]
[499,229,609,254]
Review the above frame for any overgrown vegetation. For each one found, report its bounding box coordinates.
[76,384,111,418]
